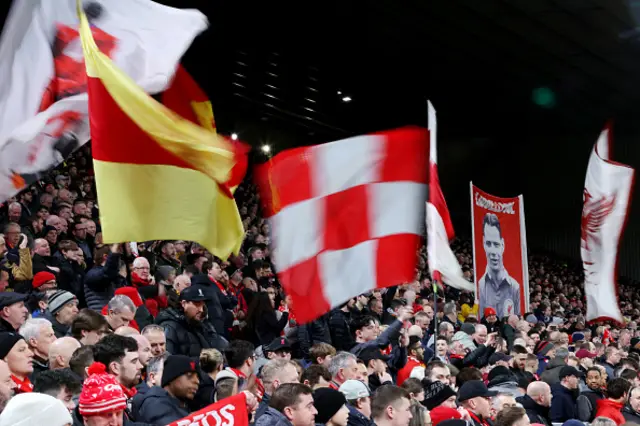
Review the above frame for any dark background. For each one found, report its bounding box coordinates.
[4,0,640,277]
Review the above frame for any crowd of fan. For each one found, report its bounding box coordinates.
[0,145,637,426]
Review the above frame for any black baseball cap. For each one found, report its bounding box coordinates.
[265,337,292,352]
[358,347,390,364]
[179,286,210,302]
[559,365,584,380]
[458,380,498,402]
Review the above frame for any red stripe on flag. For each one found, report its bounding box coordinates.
[255,146,314,217]
[88,77,195,170]
[376,234,421,288]
[429,162,455,240]
[278,257,329,324]
[323,185,371,251]
[379,127,429,184]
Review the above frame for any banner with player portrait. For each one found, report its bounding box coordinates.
[471,183,529,319]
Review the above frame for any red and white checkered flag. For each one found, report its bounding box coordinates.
[256,128,428,323]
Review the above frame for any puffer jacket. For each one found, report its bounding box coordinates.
[156,307,228,357]
[133,386,189,425]
[540,357,566,386]
[256,407,294,426]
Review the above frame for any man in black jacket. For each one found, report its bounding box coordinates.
[516,381,552,426]
[156,285,227,357]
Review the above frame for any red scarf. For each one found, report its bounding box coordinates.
[12,375,33,393]
[211,277,228,296]
[120,383,137,399]
[131,272,167,317]
[469,411,491,426]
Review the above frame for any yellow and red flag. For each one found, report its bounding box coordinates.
[78,2,246,258]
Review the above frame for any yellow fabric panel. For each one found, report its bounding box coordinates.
[94,160,244,259]
[77,1,234,183]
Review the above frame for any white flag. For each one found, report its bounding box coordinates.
[581,126,634,324]
[426,101,474,292]
[0,0,208,200]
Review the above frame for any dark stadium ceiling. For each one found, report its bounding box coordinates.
[159,0,640,148]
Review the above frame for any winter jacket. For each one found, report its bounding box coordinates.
[516,394,551,426]
[133,386,190,425]
[329,308,354,352]
[190,274,225,335]
[84,253,123,311]
[540,358,567,386]
[549,382,578,422]
[297,315,332,360]
[347,404,375,426]
[156,307,228,357]
[595,399,625,425]
[622,404,640,424]
[256,407,293,426]
[577,389,604,422]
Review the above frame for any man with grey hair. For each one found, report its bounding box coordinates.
[104,294,136,331]
[6,202,21,224]
[328,351,361,390]
[139,352,169,394]
[141,324,166,357]
[255,358,299,419]
[19,318,57,375]
[541,346,570,385]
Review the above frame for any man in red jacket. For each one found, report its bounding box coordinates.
[595,378,631,425]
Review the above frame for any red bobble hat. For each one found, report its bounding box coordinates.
[79,362,127,417]
[32,271,56,289]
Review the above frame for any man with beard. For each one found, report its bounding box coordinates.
[156,285,228,357]
[92,333,143,422]
[396,336,424,386]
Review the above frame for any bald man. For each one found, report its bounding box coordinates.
[115,326,140,337]
[48,337,81,369]
[131,334,152,368]
[516,381,552,425]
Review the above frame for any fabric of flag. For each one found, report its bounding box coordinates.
[255,128,428,323]
[581,125,634,324]
[78,2,244,259]
[162,66,250,197]
[0,0,208,202]
[425,101,474,292]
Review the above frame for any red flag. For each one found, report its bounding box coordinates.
[168,393,248,426]
[255,127,428,323]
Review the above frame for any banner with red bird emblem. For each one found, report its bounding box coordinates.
[581,125,635,324]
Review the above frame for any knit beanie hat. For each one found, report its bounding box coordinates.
[0,392,72,426]
[534,340,555,357]
[161,355,199,388]
[47,290,77,316]
[313,387,347,424]
[0,332,24,359]
[32,271,56,289]
[79,362,127,417]
[422,379,457,410]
